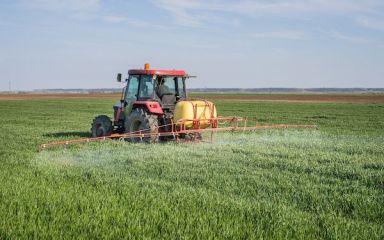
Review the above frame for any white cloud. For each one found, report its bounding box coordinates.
[102,15,169,29]
[151,0,206,27]
[208,0,374,15]
[357,16,384,31]
[251,31,305,40]
[21,0,101,12]
[103,15,149,27]
[330,31,376,44]
[163,8,202,27]
[153,0,384,27]
[21,1,166,28]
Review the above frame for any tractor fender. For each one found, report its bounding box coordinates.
[132,101,164,115]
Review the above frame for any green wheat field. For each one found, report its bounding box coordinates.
[0,94,383,239]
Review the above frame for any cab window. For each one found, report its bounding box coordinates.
[177,77,186,98]
[155,76,185,99]
[138,75,155,100]
[125,75,139,102]
[163,77,176,94]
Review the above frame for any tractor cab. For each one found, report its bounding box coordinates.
[123,72,187,109]
[111,64,189,134]
[121,64,187,109]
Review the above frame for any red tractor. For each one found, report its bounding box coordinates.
[39,64,317,149]
[91,64,216,143]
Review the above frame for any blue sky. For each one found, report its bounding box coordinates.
[0,0,383,91]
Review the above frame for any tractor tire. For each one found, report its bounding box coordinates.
[125,109,159,143]
[91,115,113,137]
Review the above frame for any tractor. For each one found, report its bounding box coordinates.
[39,63,317,149]
[91,63,216,143]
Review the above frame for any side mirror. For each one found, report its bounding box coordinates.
[117,73,122,82]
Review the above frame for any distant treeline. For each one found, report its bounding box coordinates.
[30,88,384,93]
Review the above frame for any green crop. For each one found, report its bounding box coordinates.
[0,96,383,239]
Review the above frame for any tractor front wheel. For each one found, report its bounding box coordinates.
[125,109,159,143]
[91,115,113,137]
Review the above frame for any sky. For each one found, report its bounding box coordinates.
[0,0,383,91]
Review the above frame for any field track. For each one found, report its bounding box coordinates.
[1,92,384,103]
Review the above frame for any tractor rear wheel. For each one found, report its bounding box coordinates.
[91,115,113,137]
[125,109,159,143]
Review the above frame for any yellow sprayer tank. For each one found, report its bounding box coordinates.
[173,100,217,129]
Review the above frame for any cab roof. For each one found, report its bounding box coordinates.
[128,69,187,76]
